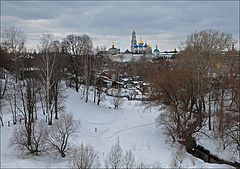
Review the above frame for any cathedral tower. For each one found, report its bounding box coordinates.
[131,30,137,53]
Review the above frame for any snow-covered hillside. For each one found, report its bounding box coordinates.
[0,88,234,168]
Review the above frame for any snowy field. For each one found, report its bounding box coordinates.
[0,88,235,168]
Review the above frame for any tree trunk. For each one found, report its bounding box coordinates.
[54,82,58,119]
[0,101,4,126]
[218,89,225,134]
[13,83,17,125]
[208,92,212,130]
[27,127,32,146]
[27,112,32,146]
[97,91,101,105]
[0,117,4,126]
[75,77,79,92]
[85,85,89,103]
[180,136,196,153]
[48,109,53,125]
[35,110,37,120]
[39,92,45,115]
[61,152,66,157]
[83,85,85,95]
[93,87,96,103]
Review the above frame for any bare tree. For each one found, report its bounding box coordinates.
[6,77,21,126]
[122,150,135,169]
[39,33,54,125]
[2,26,26,125]
[2,26,26,54]
[169,144,186,168]
[70,143,98,169]
[112,96,124,109]
[51,40,62,53]
[214,110,240,152]
[44,113,80,157]
[180,29,236,131]
[0,68,8,126]
[81,34,93,103]
[63,34,93,102]
[52,82,65,120]
[12,119,47,155]
[147,65,208,152]
[18,77,39,123]
[10,75,44,155]
[38,33,63,125]
[106,139,122,169]
[135,161,151,169]
[148,29,237,153]
[213,60,240,152]
[62,34,84,92]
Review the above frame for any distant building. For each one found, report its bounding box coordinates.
[153,45,160,57]
[108,45,120,55]
[103,30,179,63]
[131,30,152,54]
[152,45,178,61]
[122,49,132,62]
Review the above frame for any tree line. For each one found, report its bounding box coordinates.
[147,29,239,156]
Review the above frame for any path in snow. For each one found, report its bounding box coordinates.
[104,122,154,139]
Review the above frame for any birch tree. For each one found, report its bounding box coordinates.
[38,33,57,125]
[81,34,93,103]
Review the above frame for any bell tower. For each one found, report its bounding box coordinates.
[131,30,137,53]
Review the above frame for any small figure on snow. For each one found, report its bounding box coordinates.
[95,128,97,132]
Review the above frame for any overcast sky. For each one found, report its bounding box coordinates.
[1,1,239,51]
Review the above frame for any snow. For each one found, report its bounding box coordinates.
[197,129,239,163]
[0,87,236,168]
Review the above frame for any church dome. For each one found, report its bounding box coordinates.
[153,48,160,53]
[153,45,160,53]
[139,39,144,44]
[134,44,139,48]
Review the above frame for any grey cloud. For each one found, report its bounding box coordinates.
[2,1,60,20]
[1,1,239,50]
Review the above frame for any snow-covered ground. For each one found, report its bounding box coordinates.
[197,128,239,163]
[0,87,235,168]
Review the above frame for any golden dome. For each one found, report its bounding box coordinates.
[139,39,144,44]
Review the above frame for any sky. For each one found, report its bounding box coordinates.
[1,1,239,52]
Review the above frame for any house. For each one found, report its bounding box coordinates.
[111,81,124,89]
[96,76,112,88]
[96,78,112,88]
